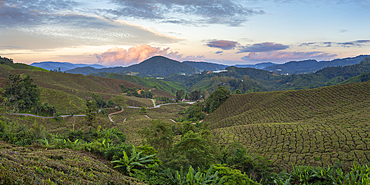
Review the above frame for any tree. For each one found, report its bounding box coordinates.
[0,87,4,104]
[4,74,40,110]
[139,106,147,114]
[176,90,184,100]
[110,95,126,107]
[184,93,189,100]
[189,90,201,100]
[203,89,210,99]
[92,93,107,108]
[204,86,230,113]
[107,99,115,107]
[235,89,242,94]
[172,130,216,170]
[138,120,174,154]
[85,99,97,126]
[210,164,260,185]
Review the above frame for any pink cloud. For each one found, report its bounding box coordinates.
[95,44,205,66]
[95,44,170,66]
[241,51,337,62]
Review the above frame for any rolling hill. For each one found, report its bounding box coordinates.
[205,82,370,170]
[234,62,276,69]
[182,61,229,71]
[92,72,185,94]
[0,63,174,113]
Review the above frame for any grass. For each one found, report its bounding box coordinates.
[0,141,144,184]
[109,104,189,144]
[0,65,174,112]
[101,73,184,95]
[204,82,370,171]
[126,96,155,108]
[0,63,49,72]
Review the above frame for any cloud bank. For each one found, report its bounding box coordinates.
[0,0,179,50]
[95,44,204,66]
[103,0,265,26]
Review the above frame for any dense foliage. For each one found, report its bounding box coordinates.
[4,74,40,110]
[204,86,230,113]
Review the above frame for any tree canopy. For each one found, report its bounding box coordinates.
[204,86,230,113]
[4,74,40,110]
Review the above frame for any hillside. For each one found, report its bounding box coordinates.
[274,57,370,90]
[205,82,370,170]
[182,61,229,71]
[1,56,48,72]
[92,72,184,94]
[0,65,173,112]
[66,56,198,77]
[265,55,370,74]
[0,141,143,184]
[234,62,276,69]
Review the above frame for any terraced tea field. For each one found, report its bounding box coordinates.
[205,82,370,170]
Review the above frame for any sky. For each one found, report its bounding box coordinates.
[0,0,369,66]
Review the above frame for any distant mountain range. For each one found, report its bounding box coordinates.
[66,56,198,77]
[265,55,370,74]
[32,55,370,76]
[31,61,106,72]
[234,62,276,69]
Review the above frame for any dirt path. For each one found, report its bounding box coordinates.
[150,99,156,107]
[108,107,124,123]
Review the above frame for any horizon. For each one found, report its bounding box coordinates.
[27,54,370,68]
[1,0,369,66]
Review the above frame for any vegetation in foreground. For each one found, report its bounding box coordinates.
[1,56,370,184]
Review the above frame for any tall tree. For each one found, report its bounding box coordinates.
[172,130,216,170]
[176,90,184,100]
[189,90,201,100]
[110,95,126,107]
[204,86,230,113]
[92,93,107,108]
[4,74,39,110]
[138,120,174,155]
[85,99,97,126]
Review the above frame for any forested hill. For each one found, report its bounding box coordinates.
[182,61,229,71]
[66,56,197,77]
[274,57,370,90]
[264,55,370,74]
[234,62,276,69]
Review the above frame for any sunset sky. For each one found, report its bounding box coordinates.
[0,0,369,66]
